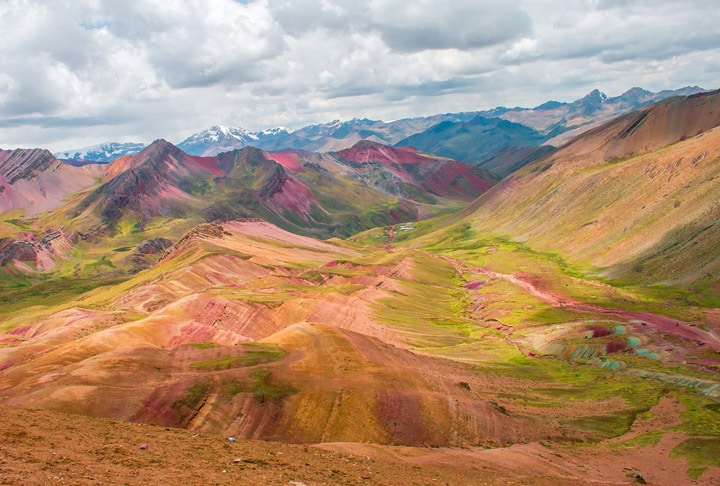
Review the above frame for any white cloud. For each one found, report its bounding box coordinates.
[0,0,717,150]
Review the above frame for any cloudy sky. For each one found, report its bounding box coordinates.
[1,0,718,151]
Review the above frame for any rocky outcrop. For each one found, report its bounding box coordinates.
[137,238,174,255]
[160,223,230,262]
[0,240,38,264]
[258,165,287,199]
[0,149,58,184]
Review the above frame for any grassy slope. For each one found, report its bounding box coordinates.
[453,92,720,308]
[0,210,718,478]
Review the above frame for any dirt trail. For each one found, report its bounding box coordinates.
[481,268,720,351]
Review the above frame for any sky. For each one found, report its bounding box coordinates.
[0,0,718,151]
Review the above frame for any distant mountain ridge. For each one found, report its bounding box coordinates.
[55,142,146,163]
[394,85,706,173]
[52,86,706,173]
[396,116,547,167]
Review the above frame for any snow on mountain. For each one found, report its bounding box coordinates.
[257,127,291,137]
[54,142,146,163]
[177,125,291,156]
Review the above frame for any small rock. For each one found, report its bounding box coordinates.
[232,458,243,463]
[629,472,646,484]
[139,443,148,450]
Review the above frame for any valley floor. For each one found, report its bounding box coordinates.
[2,221,720,484]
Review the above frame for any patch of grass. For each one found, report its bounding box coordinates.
[190,343,285,370]
[249,369,296,403]
[564,412,639,439]
[190,342,220,350]
[675,393,720,436]
[84,255,117,272]
[371,250,483,348]
[222,380,244,397]
[416,225,705,322]
[0,275,128,319]
[172,382,209,410]
[670,438,720,479]
[610,430,665,450]
[474,356,661,439]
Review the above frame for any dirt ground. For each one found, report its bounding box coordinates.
[1,405,585,486]
[4,401,719,485]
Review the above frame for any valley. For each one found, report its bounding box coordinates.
[1,90,720,484]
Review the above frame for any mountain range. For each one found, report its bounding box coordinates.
[54,86,705,173]
[3,86,720,484]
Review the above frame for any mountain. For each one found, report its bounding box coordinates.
[502,85,707,146]
[0,148,104,216]
[72,140,222,229]
[474,145,557,178]
[52,86,705,168]
[395,116,548,167]
[331,140,497,201]
[177,125,291,156]
[254,114,480,153]
[461,88,720,289]
[69,139,495,239]
[55,142,146,163]
[394,86,707,175]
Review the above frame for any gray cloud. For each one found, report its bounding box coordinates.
[0,0,718,150]
[369,1,532,52]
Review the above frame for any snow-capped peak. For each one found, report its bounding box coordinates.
[187,125,253,143]
[54,142,146,163]
[258,127,291,137]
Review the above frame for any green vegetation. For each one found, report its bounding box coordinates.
[675,394,720,436]
[610,430,665,450]
[222,380,244,397]
[190,342,220,350]
[466,350,663,439]
[670,438,720,479]
[218,371,296,403]
[0,273,128,318]
[249,369,296,404]
[173,382,209,411]
[190,344,285,370]
[372,251,479,348]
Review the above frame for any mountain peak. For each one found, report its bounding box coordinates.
[132,139,186,162]
[583,89,608,102]
[568,89,608,116]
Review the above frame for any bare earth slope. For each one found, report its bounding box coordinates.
[464,89,720,288]
[0,149,103,216]
[2,218,720,483]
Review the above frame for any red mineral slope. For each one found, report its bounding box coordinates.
[335,140,497,201]
[264,149,305,172]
